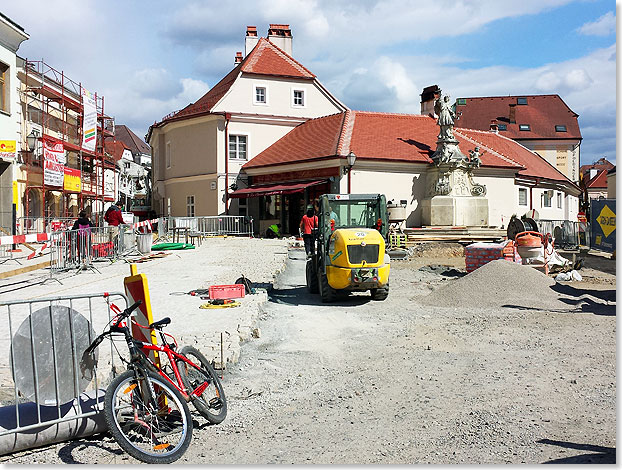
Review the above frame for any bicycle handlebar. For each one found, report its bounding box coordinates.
[83,300,143,356]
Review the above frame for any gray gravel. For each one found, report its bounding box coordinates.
[2,248,615,464]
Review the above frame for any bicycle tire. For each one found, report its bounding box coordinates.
[178,345,228,424]
[104,369,193,464]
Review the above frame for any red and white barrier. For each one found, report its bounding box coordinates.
[27,242,49,260]
[0,232,50,246]
[129,218,157,231]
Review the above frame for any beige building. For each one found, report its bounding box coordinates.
[147,24,347,218]
[448,88,582,183]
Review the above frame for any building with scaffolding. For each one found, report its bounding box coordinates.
[16,58,118,232]
[0,14,29,234]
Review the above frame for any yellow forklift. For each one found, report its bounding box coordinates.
[306,194,390,302]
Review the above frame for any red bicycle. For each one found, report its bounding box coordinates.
[106,302,228,425]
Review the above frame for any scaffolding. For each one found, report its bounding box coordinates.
[17,59,117,231]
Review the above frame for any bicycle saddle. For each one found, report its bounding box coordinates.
[149,317,171,329]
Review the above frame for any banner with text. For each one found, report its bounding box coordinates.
[81,88,97,152]
[64,167,82,193]
[0,140,16,160]
[43,140,65,187]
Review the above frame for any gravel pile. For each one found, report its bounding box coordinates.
[418,259,574,311]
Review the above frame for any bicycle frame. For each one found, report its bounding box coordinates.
[134,340,209,401]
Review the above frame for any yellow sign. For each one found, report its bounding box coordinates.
[12,181,17,207]
[0,140,16,160]
[597,204,616,238]
[63,168,82,193]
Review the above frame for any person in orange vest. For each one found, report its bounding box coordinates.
[299,204,318,256]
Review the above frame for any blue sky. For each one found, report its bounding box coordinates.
[2,0,616,165]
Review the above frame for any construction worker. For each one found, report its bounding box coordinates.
[266,223,281,238]
[299,204,318,256]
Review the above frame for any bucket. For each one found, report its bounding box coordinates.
[137,233,152,254]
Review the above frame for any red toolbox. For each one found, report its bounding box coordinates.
[208,284,246,299]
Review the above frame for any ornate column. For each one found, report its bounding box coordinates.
[421,91,489,226]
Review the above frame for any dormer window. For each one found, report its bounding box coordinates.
[254,85,267,105]
[517,97,527,105]
[555,125,567,132]
[519,124,531,131]
[456,98,466,105]
[498,124,507,131]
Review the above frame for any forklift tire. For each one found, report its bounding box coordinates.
[370,283,389,301]
[306,260,319,294]
[319,272,337,303]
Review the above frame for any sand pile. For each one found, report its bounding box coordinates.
[418,259,574,311]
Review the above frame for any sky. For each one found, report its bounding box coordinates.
[3,0,617,165]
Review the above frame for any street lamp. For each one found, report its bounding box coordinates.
[26,129,39,152]
[344,151,356,194]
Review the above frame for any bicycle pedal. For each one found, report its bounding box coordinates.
[209,397,223,410]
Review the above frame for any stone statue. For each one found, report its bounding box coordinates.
[434,94,455,140]
[468,147,482,168]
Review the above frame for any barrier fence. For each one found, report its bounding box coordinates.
[0,292,128,454]
[49,227,122,274]
[538,219,580,249]
[168,215,253,237]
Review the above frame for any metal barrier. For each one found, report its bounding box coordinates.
[0,292,128,452]
[17,217,86,235]
[538,219,580,249]
[168,215,253,237]
[49,227,121,274]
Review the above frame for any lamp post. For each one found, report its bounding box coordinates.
[343,151,356,194]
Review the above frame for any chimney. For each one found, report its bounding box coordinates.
[508,104,516,124]
[234,51,243,65]
[420,85,440,116]
[267,24,292,56]
[245,26,258,56]
[490,119,498,133]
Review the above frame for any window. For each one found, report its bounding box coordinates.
[517,97,527,105]
[254,86,266,104]
[498,123,507,131]
[167,198,171,216]
[557,192,562,208]
[555,125,567,132]
[292,89,305,107]
[187,195,195,217]
[518,188,528,206]
[229,135,247,160]
[0,62,8,113]
[166,142,171,168]
[456,98,466,105]
[519,124,531,131]
[542,190,552,208]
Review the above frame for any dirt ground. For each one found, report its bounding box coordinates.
[2,242,616,464]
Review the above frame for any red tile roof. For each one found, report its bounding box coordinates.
[586,169,608,189]
[151,38,315,130]
[244,111,576,187]
[115,124,151,154]
[105,140,130,162]
[240,38,314,78]
[579,157,614,176]
[455,95,581,140]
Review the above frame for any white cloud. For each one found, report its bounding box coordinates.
[577,11,615,36]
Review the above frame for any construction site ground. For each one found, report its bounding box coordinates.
[1,240,616,464]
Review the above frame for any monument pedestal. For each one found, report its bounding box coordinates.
[421,196,489,226]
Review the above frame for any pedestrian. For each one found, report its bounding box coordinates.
[104,201,124,227]
[72,210,94,261]
[72,210,94,231]
[104,201,125,246]
[299,204,318,256]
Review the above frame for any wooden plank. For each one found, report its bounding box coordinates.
[0,260,51,279]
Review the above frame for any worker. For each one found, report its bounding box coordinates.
[299,204,318,256]
[266,223,281,238]
[328,205,339,225]
[104,201,124,244]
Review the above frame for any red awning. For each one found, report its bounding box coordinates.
[229,179,327,198]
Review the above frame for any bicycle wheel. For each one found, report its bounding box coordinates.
[104,369,193,464]
[178,345,227,424]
